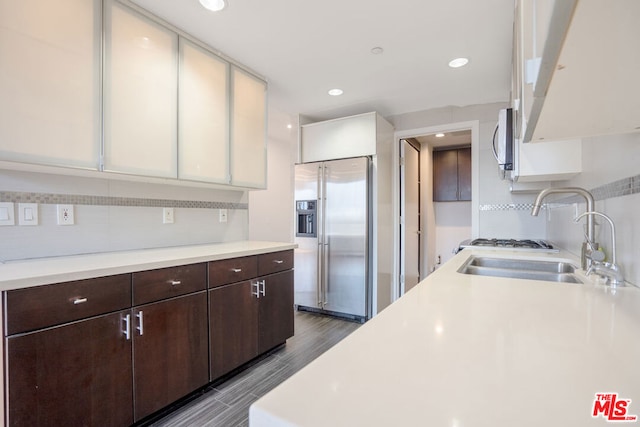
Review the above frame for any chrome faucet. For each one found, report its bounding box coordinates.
[531,187,597,269]
[574,211,625,287]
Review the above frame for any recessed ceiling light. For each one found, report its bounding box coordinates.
[199,0,227,12]
[435,133,445,138]
[371,47,384,55]
[448,57,469,68]
[287,124,293,129]
[328,88,343,96]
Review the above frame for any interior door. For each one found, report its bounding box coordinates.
[323,157,368,317]
[400,140,421,294]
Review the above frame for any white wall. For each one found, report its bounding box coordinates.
[434,201,472,267]
[248,108,298,243]
[546,132,640,286]
[0,170,247,261]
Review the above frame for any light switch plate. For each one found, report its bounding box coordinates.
[18,203,38,226]
[0,202,15,226]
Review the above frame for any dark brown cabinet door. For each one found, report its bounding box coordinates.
[209,281,259,380]
[258,270,294,354]
[458,147,472,201]
[433,147,471,201]
[132,292,209,421]
[6,311,133,427]
[433,149,459,201]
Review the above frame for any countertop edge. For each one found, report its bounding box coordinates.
[0,241,297,291]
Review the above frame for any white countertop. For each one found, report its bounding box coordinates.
[0,241,296,291]
[249,249,640,427]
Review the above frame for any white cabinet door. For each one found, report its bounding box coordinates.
[230,67,267,188]
[178,38,229,183]
[103,0,178,178]
[0,0,100,169]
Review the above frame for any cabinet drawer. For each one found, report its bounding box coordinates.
[258,250,294,276]
[208,256,258,288]
[4,274,131,335]
[133,263,206,306]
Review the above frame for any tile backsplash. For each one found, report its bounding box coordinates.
[0,170,248,261]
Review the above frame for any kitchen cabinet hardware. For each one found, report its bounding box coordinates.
[231,268,243,273]
[252,281,261,298]
[259,280,266,297]
[123,313,131,341]
[72,297,88,304]
[168,280,181,286]
[136,311,144,336]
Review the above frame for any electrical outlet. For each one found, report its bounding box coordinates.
[163,208,174,224]
[56,204,75,225]
[18,203,38,226]
[219,209,228,223]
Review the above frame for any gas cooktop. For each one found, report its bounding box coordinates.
[458,238,558,252]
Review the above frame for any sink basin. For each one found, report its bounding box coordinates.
[458,256,582,284]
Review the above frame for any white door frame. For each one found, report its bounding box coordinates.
[391,120,480,302]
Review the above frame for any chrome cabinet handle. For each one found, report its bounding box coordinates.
[272,260,284,264]
[123,314,131,340]
[252,281,260,298]
[231,268,242,273]
[260,279,266,297]
[168,280,181,286]
[73,297,88,305]
[136,311,144,336]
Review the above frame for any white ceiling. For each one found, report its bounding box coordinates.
[129,0,514,122]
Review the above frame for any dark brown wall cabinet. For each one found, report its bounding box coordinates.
[433,147,471,201]
[3,251,294,427]
[209,250,294,380]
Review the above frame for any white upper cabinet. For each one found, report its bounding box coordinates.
[230,67,267,188]
[178,38,230,184]
[0,0,267,188]
[0,0,101,169]
[515,0,640,143]
[103,0,178,178]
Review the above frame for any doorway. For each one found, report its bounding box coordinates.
[399,139,420,294]
[394,121,479,299]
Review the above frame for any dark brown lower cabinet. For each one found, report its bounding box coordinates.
[209,281,259,379]
[133,291,209,421]
[6,311,134,427]
[209,270,294,380]
[4,251,293,426]
[258,270,295,354]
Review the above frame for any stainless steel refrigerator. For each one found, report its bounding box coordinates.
[294,156,370,321]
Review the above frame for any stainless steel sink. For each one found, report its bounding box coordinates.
[458,256,582,284]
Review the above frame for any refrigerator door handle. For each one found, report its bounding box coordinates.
[322,164,329,308]
[316,164,324,307]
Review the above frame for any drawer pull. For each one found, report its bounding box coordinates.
[73,297,88,305]
[168,280,181,286]
[231,268,242,273]
[273,260,284,264]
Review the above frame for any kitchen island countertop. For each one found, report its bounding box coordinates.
[250,248,640,427]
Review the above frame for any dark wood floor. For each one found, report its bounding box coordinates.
[150,311,361,427]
